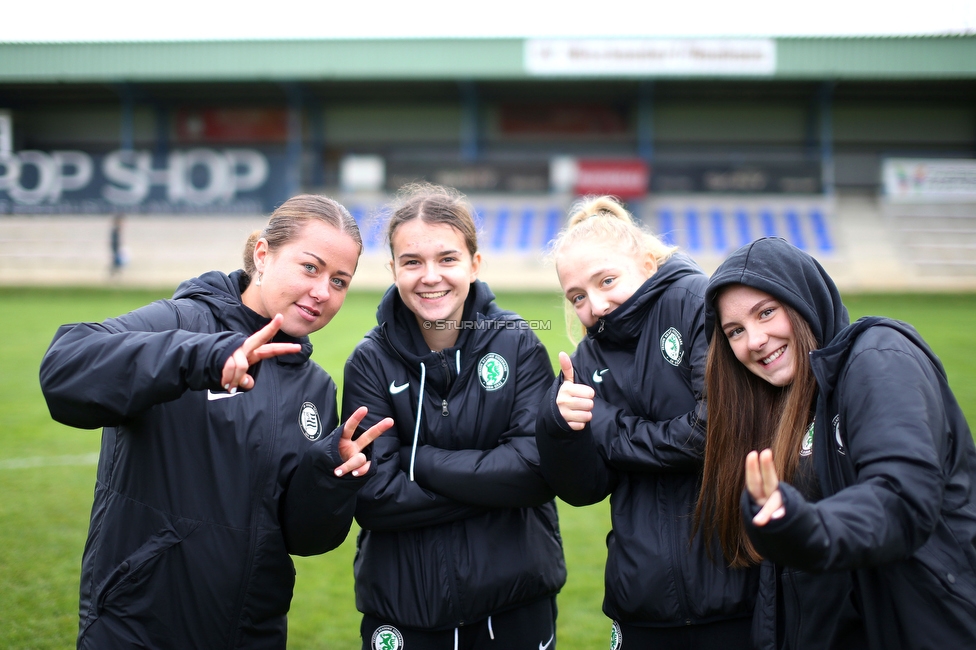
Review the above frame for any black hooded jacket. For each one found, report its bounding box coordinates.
[536,252,758,626]
[39,270,372,650]
[343,280,566,631]
[706,237,976,650]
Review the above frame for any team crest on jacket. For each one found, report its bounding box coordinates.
[610,620,622,650]
[298,402,323,441]
[833,414,845,455]
[372,624,403,650]
[478,353,509,391]
[660,327,684,366]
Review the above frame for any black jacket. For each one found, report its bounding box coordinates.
[536,253,758,626]
[708,237,976,650]
[39,270,371,650]
[343,280,566,630]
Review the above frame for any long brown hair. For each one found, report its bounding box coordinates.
[695,297,819,567]
[243,194,362,282]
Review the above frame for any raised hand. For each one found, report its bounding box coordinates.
[745,449,786,526]
[220,314,302,392]
[555,351,595,431]
[334,406,394,478]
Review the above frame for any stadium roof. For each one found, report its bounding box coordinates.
[0,36,974,83]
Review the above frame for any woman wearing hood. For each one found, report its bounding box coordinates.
[535,196,758,649]
[343,183,566,650]
[697,236,976,649]
[39,195,392,649]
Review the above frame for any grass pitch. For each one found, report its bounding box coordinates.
[1,286,973,649]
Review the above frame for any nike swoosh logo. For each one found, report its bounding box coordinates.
[592,368,609,383]
[389,381,410,395]
[539,632,554,650]
[207,390,240,401]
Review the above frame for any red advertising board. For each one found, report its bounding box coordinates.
[499,104,627,135]
[176,108,288,143]
[574,159,649,198]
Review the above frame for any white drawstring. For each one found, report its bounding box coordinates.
[454,627,459,650]
[488,615,494,640]
[409,362,426,482]
[455,349,461,374]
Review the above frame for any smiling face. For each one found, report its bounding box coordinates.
[717,284,797,387]
[391,219,481,334]
[242,219,360,338]
[556,240,655,328]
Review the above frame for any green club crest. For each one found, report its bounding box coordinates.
[610,621,622,650]
[660,327,684,366]
[371,625,403,650]
[478,353,510,391]
[800,419,815,457]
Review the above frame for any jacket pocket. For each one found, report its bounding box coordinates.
[912,526,976,607]
[85,516,200,642]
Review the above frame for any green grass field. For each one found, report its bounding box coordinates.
[1,286,974,649]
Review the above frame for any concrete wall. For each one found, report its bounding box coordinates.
[2,191,975,294]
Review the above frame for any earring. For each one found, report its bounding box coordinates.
[255,273,262,287]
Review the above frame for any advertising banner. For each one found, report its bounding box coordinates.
[573,159,649,198]
[0,147,288,214]
[386,161,549,193]
[176,108,289,143]
[651,162,822,195]
[525,39,776,76]
[882,158,976,202]
[498,104,627,135]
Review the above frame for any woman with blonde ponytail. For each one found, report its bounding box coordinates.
[536,196,757,649]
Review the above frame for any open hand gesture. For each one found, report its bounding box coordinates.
[745,449,786,526]
[221,314,302,392]
[555,352,595,431]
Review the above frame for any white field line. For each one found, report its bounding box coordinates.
[0,453,99,470]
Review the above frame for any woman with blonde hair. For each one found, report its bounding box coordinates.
[536,196,757,649]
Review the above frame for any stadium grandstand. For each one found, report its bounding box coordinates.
[1,35,974,290]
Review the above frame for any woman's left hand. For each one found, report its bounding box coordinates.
[334,406,394,478]
[745,449,786,526]
[220,314,301,392]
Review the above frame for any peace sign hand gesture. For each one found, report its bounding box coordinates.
[745,449,787,526]
[334,407,394,478]
[220,314,301,393]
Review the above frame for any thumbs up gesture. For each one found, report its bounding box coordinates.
[555,351,595,431]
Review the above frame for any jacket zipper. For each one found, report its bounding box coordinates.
[228,364,279,648]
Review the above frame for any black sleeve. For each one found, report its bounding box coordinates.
[411,331,557,508]
[343,345,488,532]
[39,300,246,429]
[281,403,376,556]
[743,343,948,572]
[597,286,707,472]
[536,365,618,507]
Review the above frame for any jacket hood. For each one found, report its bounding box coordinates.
[375,279,497,368]
[588,251,704,344]
[812,315,945,403]
[372,278,499,482]
[704,238,849,347]
[172,269,313,363]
